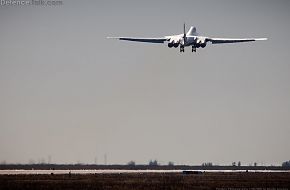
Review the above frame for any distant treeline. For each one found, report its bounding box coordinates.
[0,164,289,170]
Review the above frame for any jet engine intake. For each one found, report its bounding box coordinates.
[168,43,173,48]
[168,42,179,48]
[168,38,180,48]
[201,43,207,48]
[196,38,207,48]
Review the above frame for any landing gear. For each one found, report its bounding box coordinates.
[192,46,196,52]
[180,45,185,52]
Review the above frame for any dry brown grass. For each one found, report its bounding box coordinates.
[0,172,290,190]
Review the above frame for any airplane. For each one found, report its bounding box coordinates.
[107,24,267,53]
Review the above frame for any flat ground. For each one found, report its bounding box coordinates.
[0,172,290,190]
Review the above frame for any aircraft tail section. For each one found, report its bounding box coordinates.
[187,26,198,36]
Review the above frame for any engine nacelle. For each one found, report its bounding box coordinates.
[168,43,173,48]
[168,38,180,48]
[196,37,207,48]
[168,42,179,48]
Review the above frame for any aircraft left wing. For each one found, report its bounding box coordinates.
[107,37,168,44]
[207,37,267,44]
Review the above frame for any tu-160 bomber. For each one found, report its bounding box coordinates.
[107,24,267,53]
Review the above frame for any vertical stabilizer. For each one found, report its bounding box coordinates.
[183,23,186,40]
[187,26,198,36]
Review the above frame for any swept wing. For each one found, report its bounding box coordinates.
[107,37,168,44]
[206,37,267,44]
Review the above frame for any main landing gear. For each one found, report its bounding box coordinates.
[180,46,197,53]
[192,46,196,52]
[180,45,185,52]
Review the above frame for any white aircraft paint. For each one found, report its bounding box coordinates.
[107,24,267,52]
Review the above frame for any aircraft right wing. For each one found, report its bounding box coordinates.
[107,37,168,44]
[207,37,267,44]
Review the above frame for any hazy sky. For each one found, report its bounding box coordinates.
[0,0,290,165]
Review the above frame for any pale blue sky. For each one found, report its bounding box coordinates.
[0,0,290,165]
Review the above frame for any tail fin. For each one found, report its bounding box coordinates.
[183,23,186,38]
[187,26,198,36]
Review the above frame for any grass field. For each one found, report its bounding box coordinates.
[0,172,290,190]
